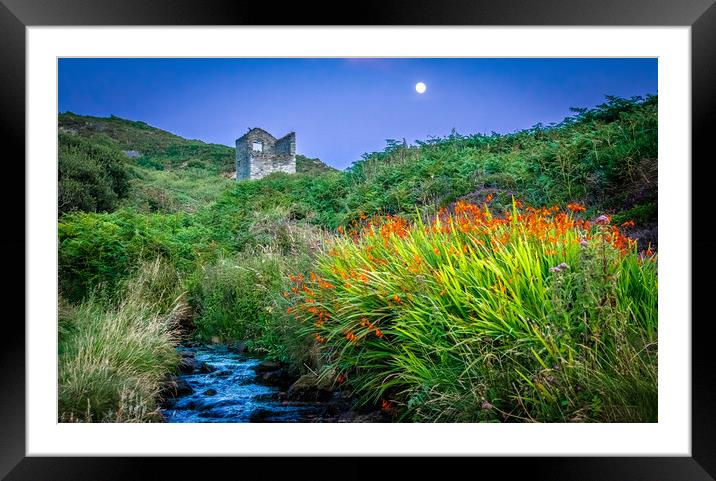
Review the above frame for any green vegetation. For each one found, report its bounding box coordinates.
[58,95,658,422]
[58,113,336,214]
[123,168,235,213]
[58,133,131,214]
[290,201,657,422]
[60,112,236,172]
[343,95,657,222]
[186,210,328,366]
[296,154,338,175]
[58,259,184,422]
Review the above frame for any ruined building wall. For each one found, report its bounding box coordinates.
[236,129,296,180]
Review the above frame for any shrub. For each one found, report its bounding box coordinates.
[58,133,130,215]
[58,209,215,302]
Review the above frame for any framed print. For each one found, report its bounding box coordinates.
[4,0,716,478]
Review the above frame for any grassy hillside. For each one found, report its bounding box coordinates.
[343,95,657,229]
[59,112,236,172]
[58,95,658,423]
[296,154,337,175]
[58,113,333,214]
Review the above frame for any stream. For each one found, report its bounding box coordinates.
[161,345,329,423]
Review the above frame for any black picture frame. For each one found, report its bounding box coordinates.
[3,0,714,479]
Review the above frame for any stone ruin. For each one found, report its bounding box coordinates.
[236,128,296,180]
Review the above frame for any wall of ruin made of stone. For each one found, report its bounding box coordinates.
[248,152,296,180]
[236,129,296,180]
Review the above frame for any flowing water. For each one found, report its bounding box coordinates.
[162,345,326,423]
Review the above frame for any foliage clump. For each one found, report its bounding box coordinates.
[288,200,657,422]
[59,258,183,422]
[58,133,131,215]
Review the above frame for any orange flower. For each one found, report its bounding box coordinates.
[337,226,344,234]
[566,203,586,212]
[381,399,394,411]
[392,294,401,303]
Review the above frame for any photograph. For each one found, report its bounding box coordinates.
[56,57,659,424]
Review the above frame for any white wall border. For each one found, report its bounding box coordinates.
[27,26,690,456]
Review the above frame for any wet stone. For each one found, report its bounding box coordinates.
[162,345,327,423]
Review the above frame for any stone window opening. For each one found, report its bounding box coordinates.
[252,141,263,152]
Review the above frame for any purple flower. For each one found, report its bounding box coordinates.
[580,239,589,247]
[550,263,569,273]
[595,214,611,225]
[481,401,494,410]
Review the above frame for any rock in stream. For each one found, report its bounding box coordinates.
[161,345,328,423]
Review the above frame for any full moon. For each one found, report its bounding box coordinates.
[415,82,427,94]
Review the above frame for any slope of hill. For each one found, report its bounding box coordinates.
[296,154,337,175]
[59,112,236,172]
[58,96,659,423]
[58,113,335,213]
[60,95,658,294]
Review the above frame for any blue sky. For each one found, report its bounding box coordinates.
[58,58,657,170]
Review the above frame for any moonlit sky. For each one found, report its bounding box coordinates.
[58,58,657,170]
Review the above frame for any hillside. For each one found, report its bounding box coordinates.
[58,95,659,424]
[59,94,658,296]
[58,113,334,214]
[59,112,236,172]
[296,154,337,175]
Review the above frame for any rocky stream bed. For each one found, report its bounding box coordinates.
[160,344,389,423]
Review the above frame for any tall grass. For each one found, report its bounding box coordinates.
[58,258,183,422]
[289,200,658,422]
[187,208,330,366]
[122,167,235,213]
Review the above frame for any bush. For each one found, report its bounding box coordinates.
[58,209,215,302]
[290,200,658,422]
[58,133,130,215]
